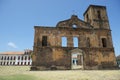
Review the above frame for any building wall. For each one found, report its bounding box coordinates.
[31,5,117,70]
[0,54,32,66]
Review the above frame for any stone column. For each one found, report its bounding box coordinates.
[67,37,73,47]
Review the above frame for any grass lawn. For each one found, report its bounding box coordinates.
[0,66,120,80]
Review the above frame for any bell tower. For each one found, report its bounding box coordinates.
[84,5,110,29]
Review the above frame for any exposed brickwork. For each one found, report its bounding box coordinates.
[31,5,117,70]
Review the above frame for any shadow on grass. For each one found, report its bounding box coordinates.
[0,74,36,80]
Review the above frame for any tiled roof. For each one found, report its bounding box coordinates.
[0,51,24,55]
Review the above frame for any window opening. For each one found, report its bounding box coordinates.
[73,37,78,47]
[14,56,16,60]
[28,62,30,65]
[7,57,9,60]
[21,62,23,65]
[29,56,31,60]
[4,56,6,60]
[7,62,8,65]
[13,62,15,65]
[102,38,107,47]
[61,37,67,47]
[97,10,101,19]
[24,62,26,65]
[25,56,27,60]
[42,36,47,46]
[21,56,23,60]
[11,57,12,60]
[18,62,19,65]
[4,62,5,65]
[1,56,3,60]
[72,24,77,28]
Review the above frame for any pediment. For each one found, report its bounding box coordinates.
[70,48,83,55]
[56,15,93,29]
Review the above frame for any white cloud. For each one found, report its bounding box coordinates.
[8,42,17,48]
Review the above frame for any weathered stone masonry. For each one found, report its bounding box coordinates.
[31,5,117,70]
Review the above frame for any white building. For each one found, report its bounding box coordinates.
[0,50,32,66]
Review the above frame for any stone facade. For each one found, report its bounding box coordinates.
[31,5,117,70]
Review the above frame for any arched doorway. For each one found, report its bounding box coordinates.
[71,49,84,70]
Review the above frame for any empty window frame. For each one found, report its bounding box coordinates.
[73,37,78,47]
[42,36,48,46]
[102,38,107,47]
[61,37,67,47]
[97,10,101,19]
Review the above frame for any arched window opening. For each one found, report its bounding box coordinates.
[61,37,67,47]
[102,38,107,47]
[97,10,101,19]
[73,37,78,47]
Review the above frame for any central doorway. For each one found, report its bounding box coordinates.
[71,49,84,70]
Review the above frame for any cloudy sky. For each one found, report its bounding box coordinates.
[0,0,120,56]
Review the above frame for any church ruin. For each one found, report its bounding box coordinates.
[31,5,117,70]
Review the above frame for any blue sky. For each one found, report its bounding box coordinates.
[0,0,120,56]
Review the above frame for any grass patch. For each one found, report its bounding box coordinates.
[0,66,120,80]
[0,74,35,80]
